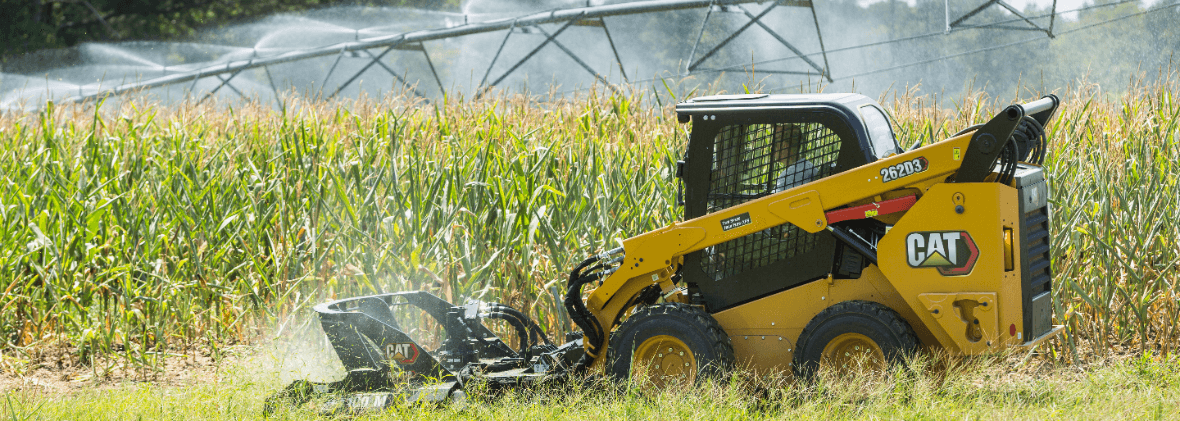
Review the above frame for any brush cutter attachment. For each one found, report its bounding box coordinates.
[264,291,584,414]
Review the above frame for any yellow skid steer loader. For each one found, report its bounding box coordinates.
[267,93,1062,413]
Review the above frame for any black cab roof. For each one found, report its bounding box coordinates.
[676,93,878,119]
[675,93,901,160]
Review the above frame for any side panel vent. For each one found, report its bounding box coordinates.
[1019,181,1053,340]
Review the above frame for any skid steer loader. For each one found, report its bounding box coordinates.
[266,93,1063,413]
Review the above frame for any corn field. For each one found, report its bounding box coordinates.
[0,74,1177,374]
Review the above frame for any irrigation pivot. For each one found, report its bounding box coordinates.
[0,0,832,109]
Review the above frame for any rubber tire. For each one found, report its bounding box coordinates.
[793,300,919,379]
[607,303,735,383]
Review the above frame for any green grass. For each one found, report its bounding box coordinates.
[5,352,1180,420]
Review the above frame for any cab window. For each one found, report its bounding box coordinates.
[860,105,899,159]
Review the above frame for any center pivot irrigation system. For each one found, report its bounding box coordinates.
[43,0,833,107]
[11,0,1121,109]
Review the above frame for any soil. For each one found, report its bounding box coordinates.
[0,345,252,395]
[0,323,347,396]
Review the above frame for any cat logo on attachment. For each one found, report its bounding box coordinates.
[905,231,979,276]
[385,342,419,365]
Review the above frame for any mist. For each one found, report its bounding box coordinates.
[0,0,1175,110]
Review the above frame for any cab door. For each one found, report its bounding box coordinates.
[680,110,867,311]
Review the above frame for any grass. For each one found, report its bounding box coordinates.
[4,351,1180,420]
[0,69,1178,414]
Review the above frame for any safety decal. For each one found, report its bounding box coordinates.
[881,157,930,183]
[720,212,752,231]
[905,231,979,276]
[385,342,420,365]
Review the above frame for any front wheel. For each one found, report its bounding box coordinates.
[607,303,734,387]
[793,300,918,378]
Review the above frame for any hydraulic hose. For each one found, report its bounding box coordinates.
[483,311,531,352]
[992,115,1050,186]
[563,247,623,372]
[997,137,1017,185]
[488,304,552,346]
[565,272,605,366]
[1022,116,1048,165]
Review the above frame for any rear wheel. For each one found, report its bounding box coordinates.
[608,303,734,387]
[793,300,918,378]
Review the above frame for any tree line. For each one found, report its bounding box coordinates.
[0,0,460,61]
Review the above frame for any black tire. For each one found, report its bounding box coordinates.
[607,303,734,385]
[793,300,919,379]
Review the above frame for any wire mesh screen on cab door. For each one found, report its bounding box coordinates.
[702,122,841,280]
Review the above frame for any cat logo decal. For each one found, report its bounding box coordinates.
[385,342,420,365]
[905,231,979,276]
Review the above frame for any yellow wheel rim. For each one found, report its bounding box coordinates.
[821,332,885,372]
[632,335,697,387]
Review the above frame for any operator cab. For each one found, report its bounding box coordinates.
[674,93,900,311]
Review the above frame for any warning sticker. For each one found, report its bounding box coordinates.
[720,212,752,231]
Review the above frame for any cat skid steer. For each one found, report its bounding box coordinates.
[266,93,1063,413]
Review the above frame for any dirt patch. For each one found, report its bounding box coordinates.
[0,319,347,396]
[0,345,253,395]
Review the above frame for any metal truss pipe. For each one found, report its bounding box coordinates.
[58,0,769,105]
